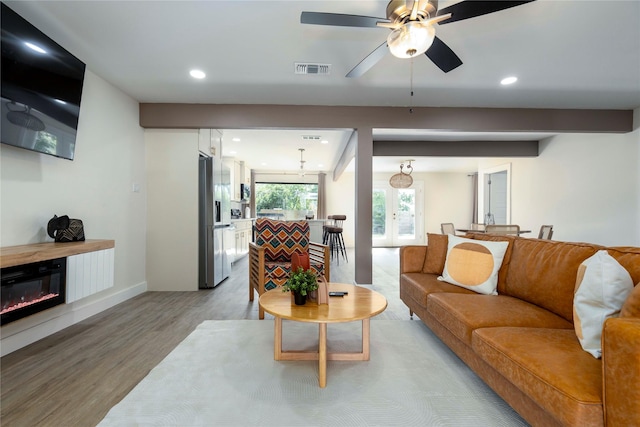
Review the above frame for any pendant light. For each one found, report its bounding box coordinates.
[389,160,414,188]
[298,148,306,177]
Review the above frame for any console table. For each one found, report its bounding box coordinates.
[1,239,115,304]
[1,239,114,268]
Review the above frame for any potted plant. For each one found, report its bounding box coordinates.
[283,267,318,305]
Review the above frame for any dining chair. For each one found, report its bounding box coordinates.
[441,223,456,235]
[485,224,520,235]
[538,225,554,240]
[470,223,485,231]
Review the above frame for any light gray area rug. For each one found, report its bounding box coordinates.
[99,320,528,426]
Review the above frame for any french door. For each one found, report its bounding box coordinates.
[372,181,424,247]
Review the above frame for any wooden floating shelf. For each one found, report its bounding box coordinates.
[0,240,115,268]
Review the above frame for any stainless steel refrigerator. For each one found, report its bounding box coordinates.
[199,156,233,288]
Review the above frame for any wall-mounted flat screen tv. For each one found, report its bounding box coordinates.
[1,2,86,160]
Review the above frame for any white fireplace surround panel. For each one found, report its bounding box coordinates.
[66,248,115,303]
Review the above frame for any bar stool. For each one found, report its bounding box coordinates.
[323,215,347,264]
[322,215,334,245]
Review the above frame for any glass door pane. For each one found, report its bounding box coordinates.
[395,188,416,241]
[372,188,387,241]
[373,181,423,247]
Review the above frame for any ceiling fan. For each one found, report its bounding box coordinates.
[300,0,536,77]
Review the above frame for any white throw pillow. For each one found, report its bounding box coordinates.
[438,235,509,295]
[573,250,633,358]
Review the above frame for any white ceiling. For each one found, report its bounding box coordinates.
[7,0,640,173]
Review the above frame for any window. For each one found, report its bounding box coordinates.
[255,183,318,220]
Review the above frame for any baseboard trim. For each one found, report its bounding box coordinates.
[1,282,147,357]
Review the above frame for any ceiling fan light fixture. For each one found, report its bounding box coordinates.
[387,22,435,59]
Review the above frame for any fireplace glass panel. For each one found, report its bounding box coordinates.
[1,257,66,325]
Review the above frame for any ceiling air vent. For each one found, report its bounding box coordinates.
[295,63,331,75]
[302,135,321,141]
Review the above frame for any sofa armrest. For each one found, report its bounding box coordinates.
[399,245,427,274]
[602,317,640,427]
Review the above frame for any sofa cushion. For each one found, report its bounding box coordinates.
[463,233,517,294]
[439,235,509,295]
[427,293,573,346]
[422,233,448,274]
[504,238,601,322]
[473,327,603,427]
[620,283,640,318]
[573,250,633,358]
[401,272,474,307]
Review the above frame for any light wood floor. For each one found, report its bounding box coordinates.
[1,248,407,426]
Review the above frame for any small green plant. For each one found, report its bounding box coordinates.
[282,267,318,296]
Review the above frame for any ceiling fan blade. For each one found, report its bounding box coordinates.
[421,13,452,26]
[425,36,462,73]
[436,1,536,25]
[301,11,388,28]
[346,41,388,78]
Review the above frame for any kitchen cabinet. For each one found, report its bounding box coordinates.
[232,219,252,262]
[224,158,250,201]
[308,220,325,244]
[198,129,221,158]
[244,165,251,186]
[223,158,241,201]
[234,161,242,200]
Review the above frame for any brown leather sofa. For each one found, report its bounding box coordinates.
[399,233,640,427]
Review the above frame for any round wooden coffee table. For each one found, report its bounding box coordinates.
[259,283,387,388]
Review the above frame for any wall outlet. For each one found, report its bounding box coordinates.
[132,183,140,193]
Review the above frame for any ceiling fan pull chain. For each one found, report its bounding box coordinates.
[409,57,414,114]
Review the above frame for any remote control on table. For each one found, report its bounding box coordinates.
[329,291,348,297]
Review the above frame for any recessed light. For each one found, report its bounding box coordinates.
[320,140,329,144]
[261,162,267,166]
[318,163,324,168]
[229,151,237,155]
[25,42,46,54]
[232,137,241,142]
[189,69,206,79]
[500,76,518,85]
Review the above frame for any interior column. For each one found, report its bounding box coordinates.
[354,127,373,285]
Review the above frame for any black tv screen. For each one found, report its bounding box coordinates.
[1,2,85,160]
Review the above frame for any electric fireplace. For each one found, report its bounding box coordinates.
[1,257,66,325]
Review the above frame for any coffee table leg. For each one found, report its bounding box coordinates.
[274,316,282,360]
[362,318,370,361]
[319,323,327,388]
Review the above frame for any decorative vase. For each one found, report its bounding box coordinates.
[293,291,306,305]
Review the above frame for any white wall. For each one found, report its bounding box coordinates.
[0,71,146,354]
[145,129,199,291]
[326,172,356,247]
[418,172,474,235]
[479,127,640,246]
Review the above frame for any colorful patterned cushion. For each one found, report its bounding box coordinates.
[255,218,309,263]
[264,262,325,291]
